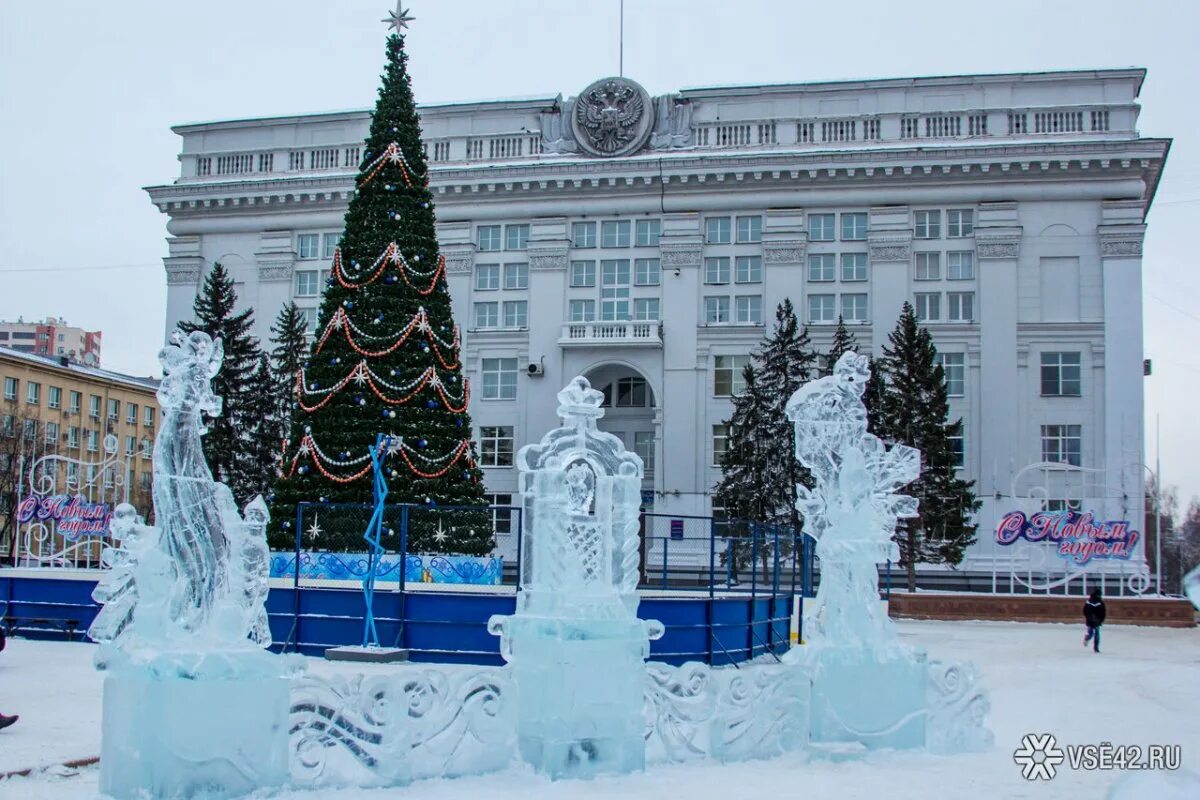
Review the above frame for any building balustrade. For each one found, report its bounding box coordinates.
[558,321,663,348]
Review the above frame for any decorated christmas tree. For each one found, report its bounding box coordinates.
[269,12,489,554]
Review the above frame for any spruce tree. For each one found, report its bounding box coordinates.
[232,354,280,507]
[822,315,858,377]
[269,302,309,440]
[178,262,260,500]
[713,363,779,581]
[269,30,488,555]
[754,299,817,538]
[874,303,981,591]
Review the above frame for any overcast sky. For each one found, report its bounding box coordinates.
[1,0,1198,506]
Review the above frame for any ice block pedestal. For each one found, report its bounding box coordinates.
[100,650,294,799]
[808,647,927,750]
[489,377,661,780]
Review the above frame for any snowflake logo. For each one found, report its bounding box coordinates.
[1013,733,1064,780]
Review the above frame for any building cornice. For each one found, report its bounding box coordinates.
[147,139,1170,217]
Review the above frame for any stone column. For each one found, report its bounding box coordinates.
[254,231,297,327]
[1097,201,1147,555]
[163,236,203,341]
[974,204,1023,512]
[867,206,913,354]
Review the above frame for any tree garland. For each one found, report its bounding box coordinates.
[332,243,445,294]
[282,431,474,484]
[357,142,425,189]
[314,307,460,367]
[295,362,469,413]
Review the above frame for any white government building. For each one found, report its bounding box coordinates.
[147,68,1169,576]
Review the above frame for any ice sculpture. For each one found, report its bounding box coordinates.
[644,661,809,763]
[488,376,663,779]
[89,331,300,800]
[1184,563,1200,611]
[289,669,514,787]
[782,353,991,752]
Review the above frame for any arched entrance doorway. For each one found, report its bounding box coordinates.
[582,363,657,501]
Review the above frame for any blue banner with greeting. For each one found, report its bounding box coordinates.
[269,551,503,585]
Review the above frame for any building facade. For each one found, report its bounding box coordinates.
[146,69,1169,572]
[0,316,102,366]
[0,348,160,560]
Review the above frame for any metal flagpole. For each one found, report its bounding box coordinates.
[619,0,624,77]
[1155,414,1162,595]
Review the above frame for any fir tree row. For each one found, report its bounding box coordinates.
[714,301,980,590]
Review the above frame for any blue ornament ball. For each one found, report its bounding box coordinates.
[283,521,291,529]
[426,400,437,409]
[456,418,463,427]
[298,466,308,475]
[418,439,427,449]
[381,410,390,418]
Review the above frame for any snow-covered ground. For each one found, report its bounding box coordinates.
[1,619,1197,799]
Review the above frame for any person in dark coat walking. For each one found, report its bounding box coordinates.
[1083,589,1106,653]
[0,626,15,730]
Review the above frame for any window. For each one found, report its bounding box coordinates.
[141,438,152,458]
[502,301,528,328]
[295,270,319,296]
[484,493,515,535]
[735,256,762,284]
[705,217,731,244]
[26,381,40,405]
[478,226,502,251]
[144,406,155,427]
[2,377,15,401]
[1044,498,1082,513]
[474,302,499,329]
[322,233,340,260]
[808,294,836,323]
[569,300,595,322]
[636,219,661,247]
[914,210,941,239]
[634,432,655,476]
[633,298,660,321]
[68,426,80,449]
[841,213,868,241]
[45,421,59,443]
[914,252,940,280]
[947,292,975,322]
[735,296,763,324]
[714,355,751,396]
[505,224,529,251]
[296,308,318,333]
[947,209,974,238]
[126,403,137,424]
[69,391,81,414]
[601,220,631,248]
[736,216,762,243]
[140,471,152,491]
[1,415,12,437]
[481,358,518,400]
[705,257,731,284]
[938,353,965,396]
[841,294,868,323]
[948,431,965,468]
[808,254,836,282]
[21,418,36,440]
[1041,424,1082,466]
[475,264,500,291]
[572,222,596,248]
[841,253,868,281]
[616,377,649,407]
[503,263,528,290]
[108,399,120,420]
[634,258,660,286]
[479,426,514,467]
[1041,352,1082,396]
[914,293,941,321]
[570,260,596,287]
[601,260,631,320]
[947,252,974,280]
[704,296,731,324]
[125,435,136,456]
[87,429,99,452]
[712,424,731,465]
[808,214,835,241]
[297,234,319,259]
[89,395,101,418]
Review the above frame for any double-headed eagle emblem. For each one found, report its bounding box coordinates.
[574,79,646,155]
